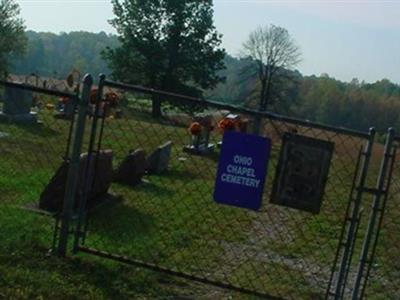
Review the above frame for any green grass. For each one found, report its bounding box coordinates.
[0,102,399,299]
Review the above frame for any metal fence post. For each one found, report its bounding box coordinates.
[351,128,395,299]
[333,127,376,299]
[73,74,106,253]
[57,74,93,257]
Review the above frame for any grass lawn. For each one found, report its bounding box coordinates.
[0,96,399,299]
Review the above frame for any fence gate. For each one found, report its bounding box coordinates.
[0,76,80,260]
[51,74,398,299]
[358,131,400,299]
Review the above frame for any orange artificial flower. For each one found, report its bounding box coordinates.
[105,92,119,107]
[189,122,202,136]
[218,118,235,131]
[90,88,98,104]
[89,89,98,104]
[59,96,69,105]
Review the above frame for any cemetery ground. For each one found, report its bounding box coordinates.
[0,96,398,299]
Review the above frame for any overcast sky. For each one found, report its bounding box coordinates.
[16,0,400,84]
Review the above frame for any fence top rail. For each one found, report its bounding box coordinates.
[103,78,371,140]
[0,79,75,99]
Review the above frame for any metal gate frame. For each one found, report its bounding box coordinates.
[326,128,397,299]
[53,74,398,299]
[4,73,397,298]
[0,75,82,255]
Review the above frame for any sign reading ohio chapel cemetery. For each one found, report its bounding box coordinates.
[214,131,271,211]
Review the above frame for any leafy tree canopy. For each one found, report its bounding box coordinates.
[0,0,26,77]
[242,24,301,112]
[104,0,226,116]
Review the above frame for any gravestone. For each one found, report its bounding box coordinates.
[114,149,147,186]
[0,86,37,123]
[39,150,114,212]
[147,141,172,174]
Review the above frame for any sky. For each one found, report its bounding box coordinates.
[15,0,400,84]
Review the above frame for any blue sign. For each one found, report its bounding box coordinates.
[213,131,271,211]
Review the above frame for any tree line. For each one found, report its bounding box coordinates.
[207,59,400,134]
[11,30,119,78]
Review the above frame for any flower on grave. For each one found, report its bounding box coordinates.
[59,96,69,105]
[218,118,235,131]
[105,92,119,108]
[189,122,202,136]
[90,88,98,104]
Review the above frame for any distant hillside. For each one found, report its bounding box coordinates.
[9,30,400,133]
[11,31,119,79]
[207,56,400,133]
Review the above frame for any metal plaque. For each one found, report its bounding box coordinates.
[271,133,334,214]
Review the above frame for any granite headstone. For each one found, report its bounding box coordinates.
[147,141,172,174]
[0,86,37,123]
[114,149,147,186]
[39,150,114,212]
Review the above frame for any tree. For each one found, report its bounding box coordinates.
[104,0,226,117]
[0,0,26,77]
[242,24,301,126]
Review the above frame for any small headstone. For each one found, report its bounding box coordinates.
[0,86,37,123]
[39,150,114,212]
[114,148,147,186]
[147,141,172,174]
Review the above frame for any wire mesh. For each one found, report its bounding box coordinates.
[363,138,400,300]
[0,79,77,256]
[75,81,374,299]
[2,74,398,299]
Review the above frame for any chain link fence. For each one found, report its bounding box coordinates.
[72,77,387,299]
[1,74,399,299]
[362,135,400,300]
[0,78,77,256]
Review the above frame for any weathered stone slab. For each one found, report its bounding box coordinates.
[0,86,37,123]
[147,141,172,174]
[114,149,147,186]
[39,150,114,212]
[3,86,32,115]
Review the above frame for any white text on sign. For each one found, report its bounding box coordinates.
[220,155,261,188]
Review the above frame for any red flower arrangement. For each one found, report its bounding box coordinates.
[90,89,119,107]
[105,92,119,107]
[189,122,202,136]
[218,118,236,131]
[59,96,70,105]
[90,88,98,104]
